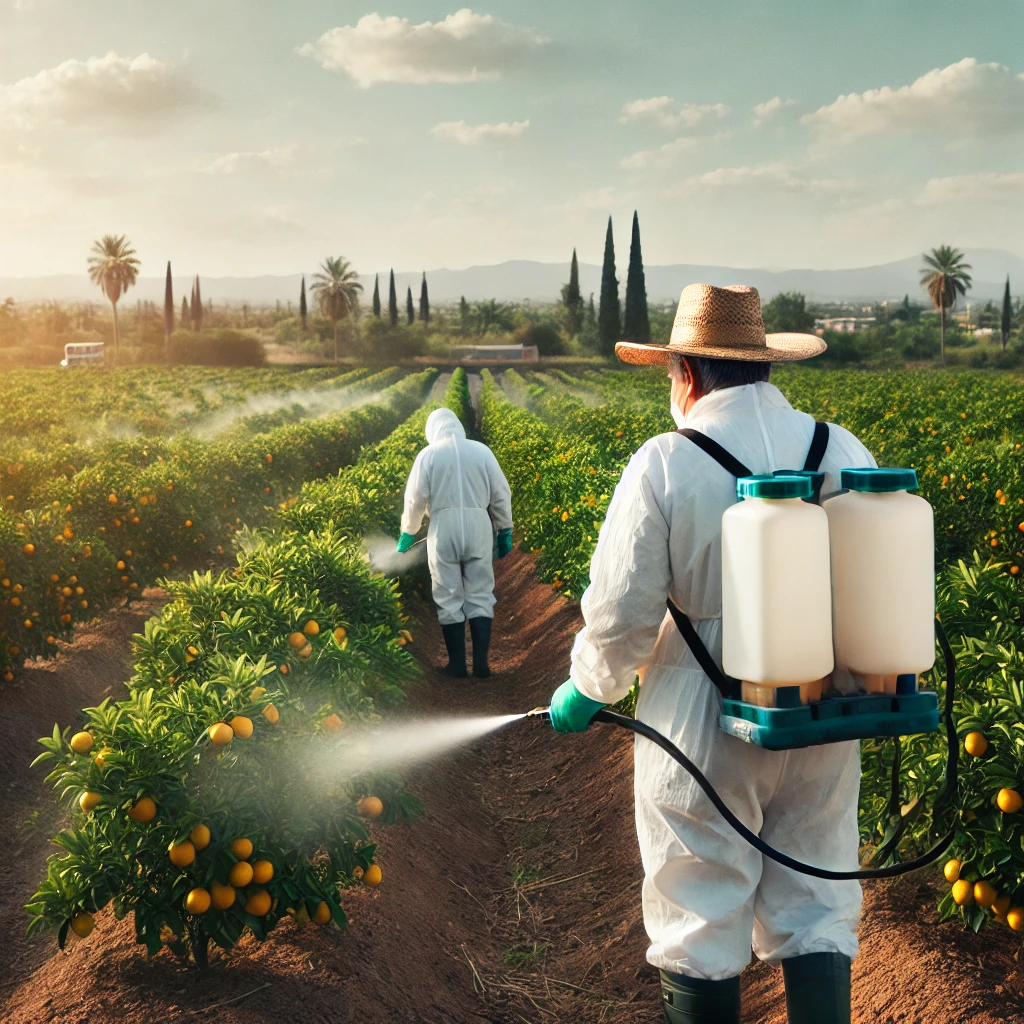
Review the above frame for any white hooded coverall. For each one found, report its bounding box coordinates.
[569,382,876,981]
[402,407,513,625]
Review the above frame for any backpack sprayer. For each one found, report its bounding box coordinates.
[528,423,960,880]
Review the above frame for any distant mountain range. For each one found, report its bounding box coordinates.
[2,249,1021,307]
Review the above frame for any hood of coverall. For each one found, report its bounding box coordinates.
[425,407,466,444]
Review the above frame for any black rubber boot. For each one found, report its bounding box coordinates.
[660,970,741,1024]
[440,622,468,678]
[468,617,492,678]
[781,952,851,1024]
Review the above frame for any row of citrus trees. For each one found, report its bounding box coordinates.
[483,367,1024,935]
[27,368,475,965]
[0,369,431,680]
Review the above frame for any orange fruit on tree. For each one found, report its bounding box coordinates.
[993,895,1011,917]
[228,861,254,887]
[943,859,961,883]
[169,841,196,868]
[287,631,307,649]
[71,912,95,938]
[362,864,382,888]
[997,788,1023,813]
[190,823,211,850]
[964,731,988,757]
[70,731,94,754]
[211,883,236,910]
[952,879,974,906]
[333,627,347,644]
[263,703,280,724]
[298,642,313,659]
[244,890,272,916]
[208,722,233,745]
[230,837,253,860]
[303,620,320,636]
[128,796,157,823]
[185,888,211,915]
[291,904,310,926]
[228,715,253,740]
[251,860,274,884]
[974,881,997,909]
[79,792,101,813]
[23,543,34,556]
[1008,907,1024,932]
[357,796,384,819]
[313,901,332,925]
[323,713,343,733]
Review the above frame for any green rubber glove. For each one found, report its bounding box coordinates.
[496,528,513,559]
[396,532,416,553]
[549,679,605,733]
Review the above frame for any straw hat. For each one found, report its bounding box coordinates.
[615,283,825,365]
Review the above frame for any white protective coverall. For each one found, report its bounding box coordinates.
[569,381,876,981]
[401,407,513,625]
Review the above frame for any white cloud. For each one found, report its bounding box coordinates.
[298,9,548,88]
[920,171,1024,203]
[621,133,730,170]
[432,119,529,145]
[0,52,203,130]
[202,145,299,175]
[753,96,795,124]
[803,58,1024,141]
[668,162,860,197]
[619,96,730,130]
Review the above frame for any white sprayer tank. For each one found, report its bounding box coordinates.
[722,474,834,693]
[826,468,935,683]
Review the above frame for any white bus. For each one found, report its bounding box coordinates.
[61,342,105,367]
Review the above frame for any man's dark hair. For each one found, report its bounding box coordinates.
[668,352,770,392]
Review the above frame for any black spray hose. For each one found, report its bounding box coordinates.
[533,620,960,882]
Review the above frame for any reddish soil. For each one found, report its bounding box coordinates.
[1,553,1022,1023]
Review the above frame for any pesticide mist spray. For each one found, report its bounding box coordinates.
[363,531,427,575]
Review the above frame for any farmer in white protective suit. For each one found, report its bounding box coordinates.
[398,407,513,678]
[548,284,876,1024]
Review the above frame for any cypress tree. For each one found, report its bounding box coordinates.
[182,295,190,329]
[581,292,599,350]
[459,295,469,334]
[1002,276,1012,351]
[406,286,415,325]
[388,270,398,327]
[163,262,174,355]
[299,276,308,331]
[564,248,583,336]
[372,274,381,317]
[623,211,650,343]
[597,216,621,355]
[419,272,430,322]
[193,275,204,331]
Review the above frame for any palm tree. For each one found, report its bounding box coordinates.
[310,256,363,361]
[87,235,140,361]
[920,245,972,364]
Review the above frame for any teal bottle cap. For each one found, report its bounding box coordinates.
[840,468,918,493]
[737,474,813,500]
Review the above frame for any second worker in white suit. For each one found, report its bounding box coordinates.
[398,407,513,678]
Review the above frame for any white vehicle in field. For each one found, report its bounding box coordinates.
[61,342,105,367]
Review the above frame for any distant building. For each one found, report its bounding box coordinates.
[815,317,877,333]
[451,343,539,362]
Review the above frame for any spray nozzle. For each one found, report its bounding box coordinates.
[526,706,551,720]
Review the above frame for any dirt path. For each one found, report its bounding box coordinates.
[2,557,1023,1023]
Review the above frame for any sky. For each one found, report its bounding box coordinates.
[1,1,1023,279]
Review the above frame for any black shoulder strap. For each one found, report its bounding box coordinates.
[676,428,752,479]
[803,421,830,472]
[666,598,740,700]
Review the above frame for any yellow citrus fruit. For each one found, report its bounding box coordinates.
[974,881,998,908]
[964,731,988,757]
[323,713,343,733]
[952,879,974,906]
[263,703,280,724]
[993,895,1011,917]
[190,823,211,850]
[128,796,157,823]
[230,837,253,860]
[304,620,320,636]
[169,841,196,868]
[333,627,347,644]
[79,791,101,813]
[1008,907,1024,932]
[357,796,384,819]
[228,715,254,740]
[250,686,267,700]
[288,631,307,649]
[71,912,95,938]
[186,888,211,915]
[70,731,94,754]
[943,859,961,883]
[997,788,1023,813]
[208,722,233,745]
[211,883,236,910]
[313,901,331,925]
[251,860,274,884]
[291,904,310,926]
[362,864,382,888]
[298,642,313,659]
[228,861,253,887]
[245,890,272,916]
